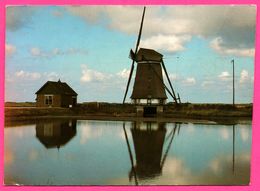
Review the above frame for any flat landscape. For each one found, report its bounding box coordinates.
[5,102,252,126]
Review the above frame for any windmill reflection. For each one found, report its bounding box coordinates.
[123,121,179,185]
[35,119,77,149]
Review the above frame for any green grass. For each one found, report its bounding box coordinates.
[4,102,252,120]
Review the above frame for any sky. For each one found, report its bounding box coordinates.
[5,5,256,103]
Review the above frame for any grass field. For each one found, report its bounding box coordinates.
[5,102,252,122]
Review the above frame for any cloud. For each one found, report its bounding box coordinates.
[117,68,130,79]
[52,10,63,17]
[201,80,214,87]
[44,72,59,81]
[240,69,249,83]
[12,70,60,82]
[140,34,191,53]
[170,72,178,81]
[15,70,41,80]
[182,77,196,85]
[66,6,256,57]
[6,6,37,31]
[30,47,43,57]
[80,64,111,83]
[5,43,16,57]
[218,71,231,81]
[210,37,255,57]
[30,47,88,57]
[52,48,88,56]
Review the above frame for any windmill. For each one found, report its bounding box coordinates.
[122,7,180,116]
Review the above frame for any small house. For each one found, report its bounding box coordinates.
[35,80,78,107]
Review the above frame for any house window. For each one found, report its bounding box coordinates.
[159,99,164,105]
[44,95,53,105]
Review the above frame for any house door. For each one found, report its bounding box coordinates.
[72,97,77,106]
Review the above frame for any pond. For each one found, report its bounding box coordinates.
[4,119,251,185]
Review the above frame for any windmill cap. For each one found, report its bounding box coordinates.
[136,48,163,62]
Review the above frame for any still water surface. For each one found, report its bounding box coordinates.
[4,119,251,185]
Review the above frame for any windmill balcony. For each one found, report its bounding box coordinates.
[132,98,166,105]
[132,99,165,117]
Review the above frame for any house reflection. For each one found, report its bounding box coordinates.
[128,121,178,182]
[35,119,77,149]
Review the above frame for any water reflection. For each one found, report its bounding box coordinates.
[232,125,235,174]
[124,121,180,184]
[35,119,77,149]
[124,122,242,185]
[4,119,251,185]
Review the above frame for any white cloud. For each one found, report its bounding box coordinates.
[66,6,256,57]
[6,6,256,58]
[169,73,178,81]
[240,69,249,83]
[201,80,214,87]
[30,47,88,57]
[218,71,231,81]
[117,68,130,79]
[182,77,196,85]
[15,70,41,80]
[30,47,43,57]
[210,37,255,57]
[44,72,59,81]
[52,48,88,56]
[12,70,60,81]
[6,6,256,57]
[5,43,16,57]
[81,64,110,83]
[140,34,191,53]
[6,6,38,31]
[52,48,61,55]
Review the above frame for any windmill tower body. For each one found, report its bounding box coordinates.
[131,48,167,115]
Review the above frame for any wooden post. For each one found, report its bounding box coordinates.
[177,93,181,104]
[231,59,235,107]
[161,59,178,104]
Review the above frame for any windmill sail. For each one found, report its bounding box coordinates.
[123,6,146,104]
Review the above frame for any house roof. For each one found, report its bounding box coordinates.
[35,80,78,95]
[136,48,163,62]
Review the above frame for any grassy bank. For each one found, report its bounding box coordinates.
[5,102,252,123]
